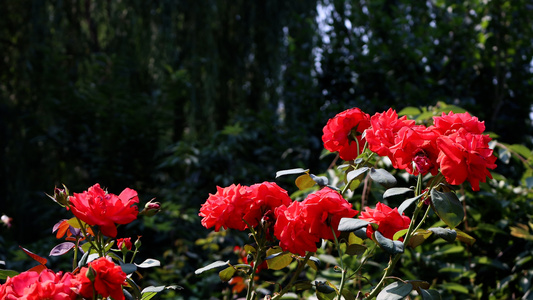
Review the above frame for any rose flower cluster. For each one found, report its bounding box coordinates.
[200,182,358,256]
[0,183,147,300]
[199,107,496,260]
[323,108,497,191]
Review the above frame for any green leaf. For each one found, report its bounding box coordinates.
[276,168,309,178]
[398,106,422,116]
[419,288,442,300]
[347,167,369,182]
[455,229,476,246]
[0,269,19,280]
[219,266,235,282]
[295,174,316,190]
[345,244,367,256]
[440,282,469,294]
[306,256,321,270]
[374,231,404,255]
[338,218,371,232]
[294,281,313,291]
[121,263,137,275]
[407,229,433,248]
[194,260,229,275]
[430,189,464,229]
[370,168,397,189]
[136,258,161,268]
[342,288,356,300]
[266,247,293,270]
[383,188,414,200]
[428,228,457,243]
[398,194,423,215]
[141,286,166,300]
[377,281,413,300]
[310,174,329,187]
[315,281,337,300]
[508,144,532,158]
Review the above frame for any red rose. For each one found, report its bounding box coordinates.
[322,108,371,161]
[302,187,358,240]
[117,237,132,251]
[389,125,441,175]
[358,202,411,240]
[432,111,486,135]
[274,201,321,256]
[0,269,79,300]
[68,184,139,238]
[437,128,497,191]
[199,184,253,231]
[243,182,292,228]
[366,108,416,159]
[78,257,127,300]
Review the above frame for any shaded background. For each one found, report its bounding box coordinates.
[1,0,532,299]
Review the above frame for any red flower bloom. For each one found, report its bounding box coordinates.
[437,128,497,191]
[358,202,411,240]
[0,269,79,300]
[389,125,441,175]
[366,108,416,159]
[302,187,358,240]
[77,257,127,300]
[322,107,371,161]
[432,111,486,135]
[243,182,292,228]
[274,201,321,256]
[117,237,132,251]
[199,184,253,231]
[68,184,139,238]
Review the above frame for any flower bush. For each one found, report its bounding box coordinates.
[0,184,174,299]
[196,105,499,299]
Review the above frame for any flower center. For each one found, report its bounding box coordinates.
[413,151,432,175]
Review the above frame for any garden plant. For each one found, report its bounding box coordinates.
[196,105,508,299]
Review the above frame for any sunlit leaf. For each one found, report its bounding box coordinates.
[194,260,229,275]
[219,266,236,282]
[338,218,371,232]
[266,247,292,270]
[49,242,75,256]
[383,188,414,200]
[276,168,309,178]
[377,281,413,300]
[136,258,161,268]
[295,174,316,190]
[407,229,432,248]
